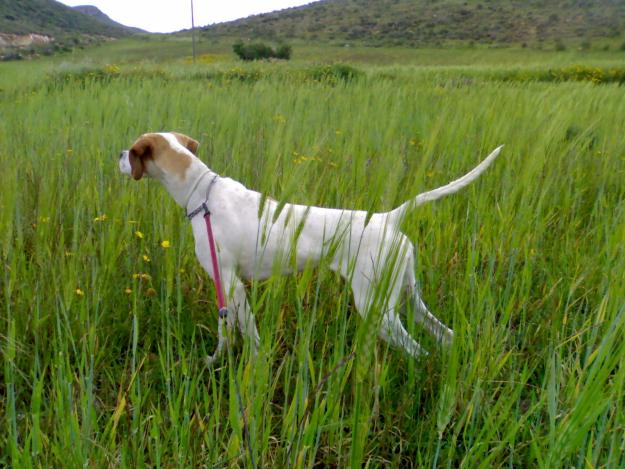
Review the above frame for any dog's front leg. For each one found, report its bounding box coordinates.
[205,269,239,366]
[206,316,228,366]
[206,272,260,365]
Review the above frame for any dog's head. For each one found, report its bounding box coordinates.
[119,132,199,181]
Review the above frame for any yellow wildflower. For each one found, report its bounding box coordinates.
[161,240,171,248]
[105,63,121,74]
[94,214,107,222]
[273,114,286,124]
[142,255,151,263]
[75,288,84,296]
[132,273,152,281]
[124,288,132,294]
[135,231,144,239]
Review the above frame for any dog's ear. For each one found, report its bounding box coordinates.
[129,136,153,180]
[172,132,199,155]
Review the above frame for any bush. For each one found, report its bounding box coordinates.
[494,65,625,85]
[306,64,364,84]
[1,52,23,61]
[233,41,292,61]
[275,44,292,60]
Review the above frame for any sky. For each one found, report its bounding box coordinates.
[57,0,318,33]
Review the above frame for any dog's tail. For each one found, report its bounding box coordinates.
[387,145,503,224]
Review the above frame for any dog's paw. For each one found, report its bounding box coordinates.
[205,354,221,367]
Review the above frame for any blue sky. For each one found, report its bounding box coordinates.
[58,0,318,33]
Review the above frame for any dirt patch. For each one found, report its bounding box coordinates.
[0,33,54,48]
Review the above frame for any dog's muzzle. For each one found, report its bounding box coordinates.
[118,150,131,176]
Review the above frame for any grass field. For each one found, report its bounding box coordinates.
[1,38,625,467]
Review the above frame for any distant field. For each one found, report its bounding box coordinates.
[8,35,625,67]
[1,39,624,466]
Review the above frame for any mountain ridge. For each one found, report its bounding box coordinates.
[200,0,625,46]
[72,5,145,34]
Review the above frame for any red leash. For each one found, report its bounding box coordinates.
[186,173,229,319]
[202,207,228,318]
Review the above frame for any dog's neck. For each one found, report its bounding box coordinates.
[157,157,217,210]
[184,166,220,214]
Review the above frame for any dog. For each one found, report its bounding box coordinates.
[119,132,502,363]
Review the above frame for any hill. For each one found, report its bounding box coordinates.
[0,0,133,38]
[72,5,145,34]
[200,0,625,46]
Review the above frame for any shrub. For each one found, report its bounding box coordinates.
[233,41,292,61]
[1,52,23,61]
[494,65,625,85]
[275,44,292,60]
[306,64,364,84]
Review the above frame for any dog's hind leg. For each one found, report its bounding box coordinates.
[404,247,454,346]
[379,310,428,358]
[348,261,427,359]
[412,295,454,347]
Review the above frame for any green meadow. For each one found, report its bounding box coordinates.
[1,39,625,467]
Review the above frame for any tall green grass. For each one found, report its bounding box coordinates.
[1,56,624,467]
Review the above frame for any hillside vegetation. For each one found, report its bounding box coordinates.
[0,0,132,37]
[201,0,625,46]
[0,0,139,60]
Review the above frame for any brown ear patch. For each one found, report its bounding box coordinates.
[129,133,193,181]
[129,151,144,180]
[129,135,155,180]
[172,132,199,155]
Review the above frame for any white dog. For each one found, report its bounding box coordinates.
[119,132,502,362]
